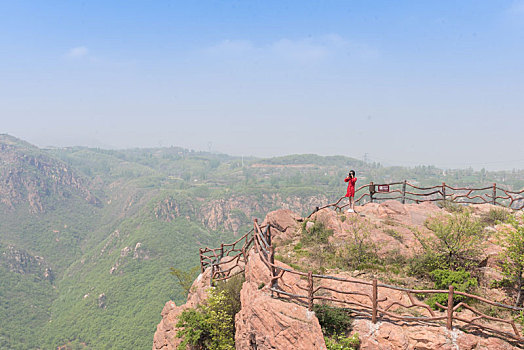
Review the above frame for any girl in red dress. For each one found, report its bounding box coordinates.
[344,170,357,213]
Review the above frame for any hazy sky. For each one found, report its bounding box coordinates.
[1,1,524,170]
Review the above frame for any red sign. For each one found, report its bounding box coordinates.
[377,185,390,193]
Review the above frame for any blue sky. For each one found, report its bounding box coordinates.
[1,1,524,169]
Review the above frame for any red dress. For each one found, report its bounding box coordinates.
[344,177,357,197]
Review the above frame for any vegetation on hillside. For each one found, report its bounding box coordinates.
[0,134,523,349]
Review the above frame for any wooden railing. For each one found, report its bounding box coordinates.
[309,181,524,216]
[199,228,255,283]
[199,216,524,342]
[251,220,524,342]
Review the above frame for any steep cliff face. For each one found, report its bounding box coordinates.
[152,262,222,349]
[0,134,99,212]
[152,244,325,350]
[153,193,326,234]
[234,249,326,349]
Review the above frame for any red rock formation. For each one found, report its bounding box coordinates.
[261,208,302,243]
[152,236,325,349]
[153,203,523,350]
[152,268,213,350]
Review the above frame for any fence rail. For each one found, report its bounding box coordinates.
[251,220,524,342]
[309,181,524,216]
[199,227,257,282]
[199,210,524,343]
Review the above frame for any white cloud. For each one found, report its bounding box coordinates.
[205,35,379,65]
[66,46,89,58]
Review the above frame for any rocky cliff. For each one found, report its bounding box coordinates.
[0,243,53,282]
[0,134,99,212]
[153,202,523,349]
[153,193,327,234]
[153,237,326,350]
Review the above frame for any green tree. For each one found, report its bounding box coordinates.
[499,215,524,306]
[176,288,235,350]
[170,266,201,297]
[423,211,484,271]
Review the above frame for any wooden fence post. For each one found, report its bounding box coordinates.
[220,243,224,259]
[492,183,497,205]
[270,246,276,297]
[308,271,314,311]
[369,182,375,203]
[267,225,272,248]
[199,248,204,273]
[447,285,454,330]
[253,219,258,253]
[210,261,215,286]
[442,182,446,201]
[372,279,378,323]
[401,180,407,204]
[270,246,276,279]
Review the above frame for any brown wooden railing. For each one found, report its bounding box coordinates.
[309,182,523,216]
[199,228,255,283]
[199,215,524,342]
[251,220,524,342]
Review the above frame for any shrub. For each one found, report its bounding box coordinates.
[215,274,244,319]
[342,216,379,270]
[170,265,201,297]
[383,228,403,243]
[324,333,360,350]
[301,221,334,246]
[176,275,244,350]
[415,211,484,273]
[407,253,441,278]
[438,200,465,213]
[425,269,477,310]
[498,215,524,306]
[482,208,509,226]
[313,304,353,336]
[176,289,235,350]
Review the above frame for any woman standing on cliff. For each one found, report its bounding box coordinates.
[344,170,357,213]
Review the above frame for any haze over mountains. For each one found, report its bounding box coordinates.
[0,134,523,349]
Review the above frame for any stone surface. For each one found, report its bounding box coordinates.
[353,317,521,350]
[235,248,325,349]
[261,208,302,244]
[235,281,325,350]
[152,268,213,350]
[308,202,437,259]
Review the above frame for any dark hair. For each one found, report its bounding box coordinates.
[349,170,355,176]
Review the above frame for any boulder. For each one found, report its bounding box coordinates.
[262,209,301,243]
